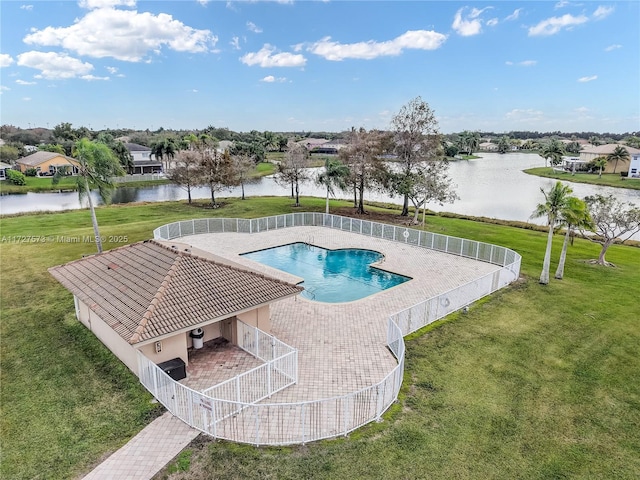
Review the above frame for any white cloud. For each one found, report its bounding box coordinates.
[307,30,447,61]
[20,4,34,10]
[554,1,570,9]
[81,74,110,81]
[0,54,14,67]
[593,5,614,20]
[505,8,522,21]
[260,75,286,83]
[505,108,544,122]
[16,79,37,85]
[452,7,492,36]
[23,7,216,62]
[528,13,588,36]
[247,21,263,33]
[23,97,32,101]
[106,66,118,74]
[506,60,537,66]
[230,36,241,50]
[79,0,136,9]
[241,44,306,67]
[578,75,597,82]
[197,0,210,5]
[604,44,621,52]
[575,107,590,114]
[1,86,10,93]
[487,18,498,27]
[17,51,94,79]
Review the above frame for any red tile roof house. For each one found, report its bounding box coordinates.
[48,240,302,377]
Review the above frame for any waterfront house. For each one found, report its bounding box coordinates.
[579,144,640,174]
[16,151,80,176]
[124,143,163,174]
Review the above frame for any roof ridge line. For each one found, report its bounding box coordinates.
[150,239,300,289]
[129,254,182,344]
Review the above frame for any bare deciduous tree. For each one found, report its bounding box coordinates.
[390,96,442,217]
[274,141,311,207]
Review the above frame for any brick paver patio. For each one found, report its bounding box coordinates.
[184,226,500,402]
[84,225,504,476]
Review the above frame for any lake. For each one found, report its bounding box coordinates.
[2,152,639,233]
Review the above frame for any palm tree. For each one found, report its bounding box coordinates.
[554,197,593,279]
[316,158,350,214]
[54,138,125,253]
[531,181,573,284]
[540,139,565,168]
[592,156,608,178]
[607,145,629,174]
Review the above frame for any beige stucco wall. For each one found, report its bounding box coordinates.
[18,155,80,173]
[237,305,271,333]
[138,333,188,367]
[186,322,221,348]
[75,296,139,375]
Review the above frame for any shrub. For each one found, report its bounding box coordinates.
[24,168,38,177]
[6,169,27,185]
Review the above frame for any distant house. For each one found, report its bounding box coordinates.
[297,138,331,151]
[0,161,12,180]
[479,142,498,151]
[579,144,640,174]
[49,240,302,376]
[310,139,347,155]
[16,151,80,176]
[124,143,163,174]
[629,154,640,178]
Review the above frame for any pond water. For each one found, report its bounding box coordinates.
[2,153,639,233]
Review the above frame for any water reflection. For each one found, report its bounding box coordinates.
[2,153,639,229]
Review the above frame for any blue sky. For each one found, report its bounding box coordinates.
[1,1,638,134]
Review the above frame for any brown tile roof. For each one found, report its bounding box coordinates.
[17,151,79,167]
[49,240,302,344]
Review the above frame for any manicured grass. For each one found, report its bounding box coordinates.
[0,164,274,195]
[1,197,639,479]
[252,162,276,176]
[524,167,640,190]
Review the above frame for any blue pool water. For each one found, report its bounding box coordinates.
[241,243,410,303]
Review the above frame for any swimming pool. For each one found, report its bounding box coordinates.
[241,242,410,303]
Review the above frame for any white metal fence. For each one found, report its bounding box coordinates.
[143,213,521,445]
[112,173,165,183]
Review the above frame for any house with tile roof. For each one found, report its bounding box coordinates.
[124,143,163,174]
[16,151,80,176]
[49,240,302,375]
[579,143,640,174]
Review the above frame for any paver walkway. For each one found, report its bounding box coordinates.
[81,412,198,480]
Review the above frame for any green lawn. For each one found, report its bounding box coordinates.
[0,163,273,195]
[524,167,640,190]
[1,197,639,479]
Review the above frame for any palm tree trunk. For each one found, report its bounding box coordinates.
[241,181,245,200]
[539,221,555,284]
[295,181,300,207]
[84,176,103,253]
[325,186,330,214]
[554,227,571,279]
